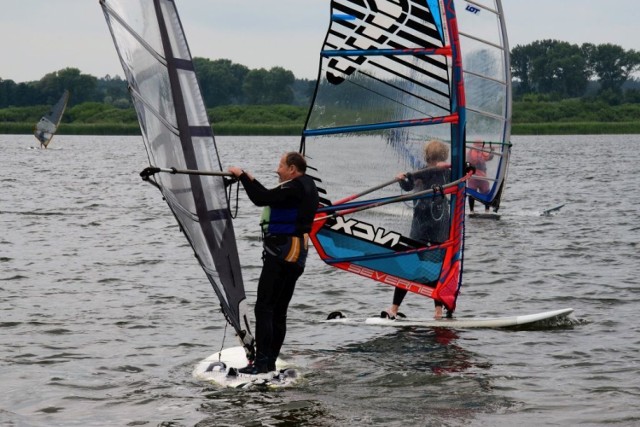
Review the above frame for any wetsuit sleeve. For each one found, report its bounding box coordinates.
[239,174,302,207]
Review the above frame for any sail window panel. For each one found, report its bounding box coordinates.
[465,109,507,147]
[460,37,508,83]
[108,20,177,130]
[457,2,504,49]
[468,143,505,180]
[305,133,408,203]
[126,51,175,127]
[464,73,507,121]
[202,267,234,313]
[177,70,210,128]
[138,66,176,127]
[162,168,196,209]
[162,179,231,276]
[464,0,500,15]
[133,99,183,169]
[186,223,217,271]
[159,0,191,61]
[309,62,451,130]
[304,126,454,236]
[189,136,229,217]
[104,0,165,57]
[190,136,222,172]
[36,120,56,134]
[465,143,504,195]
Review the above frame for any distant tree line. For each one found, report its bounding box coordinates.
[0,68,119,108]
[0,59,315,110]
[1,40,639,114]
[512,40,640,103]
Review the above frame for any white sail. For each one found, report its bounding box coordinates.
[34,90,69,148]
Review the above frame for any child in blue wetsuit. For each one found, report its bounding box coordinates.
[228,152,318,374]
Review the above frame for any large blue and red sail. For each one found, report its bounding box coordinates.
[301,0,470,312]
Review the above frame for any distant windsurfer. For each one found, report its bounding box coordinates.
[228,152,319,375]
[467,140,495,213]
[383,139,451,320]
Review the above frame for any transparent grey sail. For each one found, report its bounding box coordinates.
[457,0,512,211]
[100,0,254,355]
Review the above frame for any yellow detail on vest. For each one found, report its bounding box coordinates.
[260,206,271,233]
[284,236,301,262]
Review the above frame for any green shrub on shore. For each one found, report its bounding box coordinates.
[513,122,640,135]
[2,100,640,136]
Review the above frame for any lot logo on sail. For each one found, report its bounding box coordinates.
[465,4,480,14]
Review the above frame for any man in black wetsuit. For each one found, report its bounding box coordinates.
[228,152,318,374]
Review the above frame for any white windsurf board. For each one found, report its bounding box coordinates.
[192,346,300,388]
[324,308,574,329]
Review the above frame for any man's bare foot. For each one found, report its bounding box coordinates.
[434,306,443,319]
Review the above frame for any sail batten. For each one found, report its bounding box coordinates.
[322,47,453,57]
[304,113,459,136]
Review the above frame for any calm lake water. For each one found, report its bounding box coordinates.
[1,134,639,426]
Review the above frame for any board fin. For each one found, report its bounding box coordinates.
[541,204,565,216]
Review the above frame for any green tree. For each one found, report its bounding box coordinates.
[242,68,269,104]
[587,43,640,95]
[0,78,15,107]
[0,79,40,107]
[242,67,295,105]
[511,43,536,94]
[36,68,97,105]
[96,74,130,107]
[512,40,589,97]
[194,58,248,107]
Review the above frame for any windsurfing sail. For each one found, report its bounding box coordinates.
[100,0,254,358]
[34,90,69,148]
[301,0,470,313]
[457,0,511,212]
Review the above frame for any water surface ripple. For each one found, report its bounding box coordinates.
[1,134,639,426]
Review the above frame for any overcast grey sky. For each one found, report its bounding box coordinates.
[1,0,638,83]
